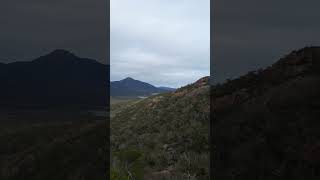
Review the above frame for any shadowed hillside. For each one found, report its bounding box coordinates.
[0,49,108,108]
[0,50,108,179]
[0,112,108,180]
[212,47,320,179]
[111,77,210,179]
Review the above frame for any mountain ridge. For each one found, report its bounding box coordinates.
[110,77,175,97]
[0,49,109,108]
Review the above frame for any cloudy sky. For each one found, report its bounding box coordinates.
[0,0,107,64]
[111,0,210,88]
[213,0,320,83]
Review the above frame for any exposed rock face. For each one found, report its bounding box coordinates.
[212,47,320,179]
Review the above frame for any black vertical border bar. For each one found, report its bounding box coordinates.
[106,0,110,178]
[210,0,214,179]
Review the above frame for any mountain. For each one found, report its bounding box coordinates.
[212,47,320,179]
[0,49,109,108]
[110,77,174,97]
[111,76,210,179]
[0,49,109,179]
[157,86,177,91]
[111,46,320,179]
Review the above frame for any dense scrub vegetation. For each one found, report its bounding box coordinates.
[111,77,210,179]
[212,47,320,179]
[0,111,108,180]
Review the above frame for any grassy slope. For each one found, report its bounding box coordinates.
[111,77,210,179]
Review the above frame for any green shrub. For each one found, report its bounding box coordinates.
[112,149,146,180]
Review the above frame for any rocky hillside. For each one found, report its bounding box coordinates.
[111,77,210,179]
[212,47,320,179]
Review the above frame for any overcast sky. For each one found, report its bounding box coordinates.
[111,0,210,88]
[0,0,107,64]
[213,0,320,83]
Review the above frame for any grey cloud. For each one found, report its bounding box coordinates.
[111,0,210,88]
[212,0,320,83]
[0,0,107,63]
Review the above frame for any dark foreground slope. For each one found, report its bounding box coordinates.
[212,47,320,179]
[111,77,210,179]
[0,113,108,180]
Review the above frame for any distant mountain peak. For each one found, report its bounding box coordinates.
[49,49,76,56]
[0,50,108,107]
[34,49,78,63]
[122,77,135,81]
[47,49,77,58]
[111,77,175,97]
